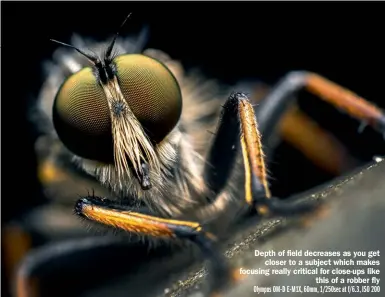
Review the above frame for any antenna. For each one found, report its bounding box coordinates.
[50,39,99,64]
[105,13,133,59]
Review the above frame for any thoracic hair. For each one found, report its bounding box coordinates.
[33,28,238,218]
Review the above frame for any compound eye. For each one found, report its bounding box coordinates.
[53,67,114,163]
[114,54,182,143]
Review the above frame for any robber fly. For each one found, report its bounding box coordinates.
[31,13,385,296]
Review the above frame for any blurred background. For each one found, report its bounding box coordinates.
[3,2,385,297]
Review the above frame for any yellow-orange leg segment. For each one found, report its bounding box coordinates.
[220,93,321,216]
[306,73,385,129]
[255,71,385,139]
[75,196,231,294]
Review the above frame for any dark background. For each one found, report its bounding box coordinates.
[2,2,385,296]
